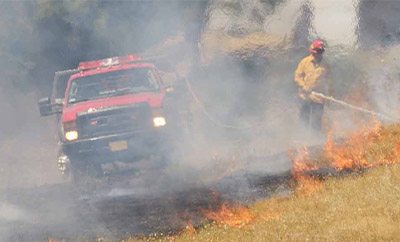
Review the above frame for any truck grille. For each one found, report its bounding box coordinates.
[76,103,153,139]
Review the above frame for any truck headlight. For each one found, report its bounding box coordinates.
[65,130,78,141]
[153,117,166,127]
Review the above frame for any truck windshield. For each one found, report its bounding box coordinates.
[67,67,159,104]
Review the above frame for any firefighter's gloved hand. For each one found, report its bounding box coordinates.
[303,89,313,97]
[299,88,311,101]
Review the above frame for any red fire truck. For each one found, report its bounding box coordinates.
[39,55,188,181]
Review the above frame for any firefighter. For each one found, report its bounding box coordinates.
[294,40,332,131]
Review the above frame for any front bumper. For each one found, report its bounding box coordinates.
[61,129,168,161]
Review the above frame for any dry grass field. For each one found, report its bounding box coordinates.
[118,124,400,242]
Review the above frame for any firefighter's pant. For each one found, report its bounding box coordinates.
[300,100,324,131]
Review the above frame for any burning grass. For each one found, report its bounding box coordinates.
[289,119,400,197]
[120,123,400,241]
[324,119,384,171]
[202,204,254,227]
[129,167,400,242]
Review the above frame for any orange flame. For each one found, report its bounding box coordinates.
[204,204,254,227]
[289,147,323,196]
[184,221,196,234]
[290,118,388,197]
[295,175,323,196]
[324,131,371,171]
[290,147,318,175]
[324,119,382,171]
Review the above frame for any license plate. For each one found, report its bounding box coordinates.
[109,140,128,152]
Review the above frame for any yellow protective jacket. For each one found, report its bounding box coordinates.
[294,54,332,103]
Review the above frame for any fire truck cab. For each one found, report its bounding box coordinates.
[38,55,187,181]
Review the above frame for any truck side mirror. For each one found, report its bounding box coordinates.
[38,97,52,116]
[38,97,63,116]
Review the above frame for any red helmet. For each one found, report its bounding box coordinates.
[309,40,325,53]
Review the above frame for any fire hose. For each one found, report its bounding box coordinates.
[311,91,399,122]
[184,77,399,129]
[184,78,252,130]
